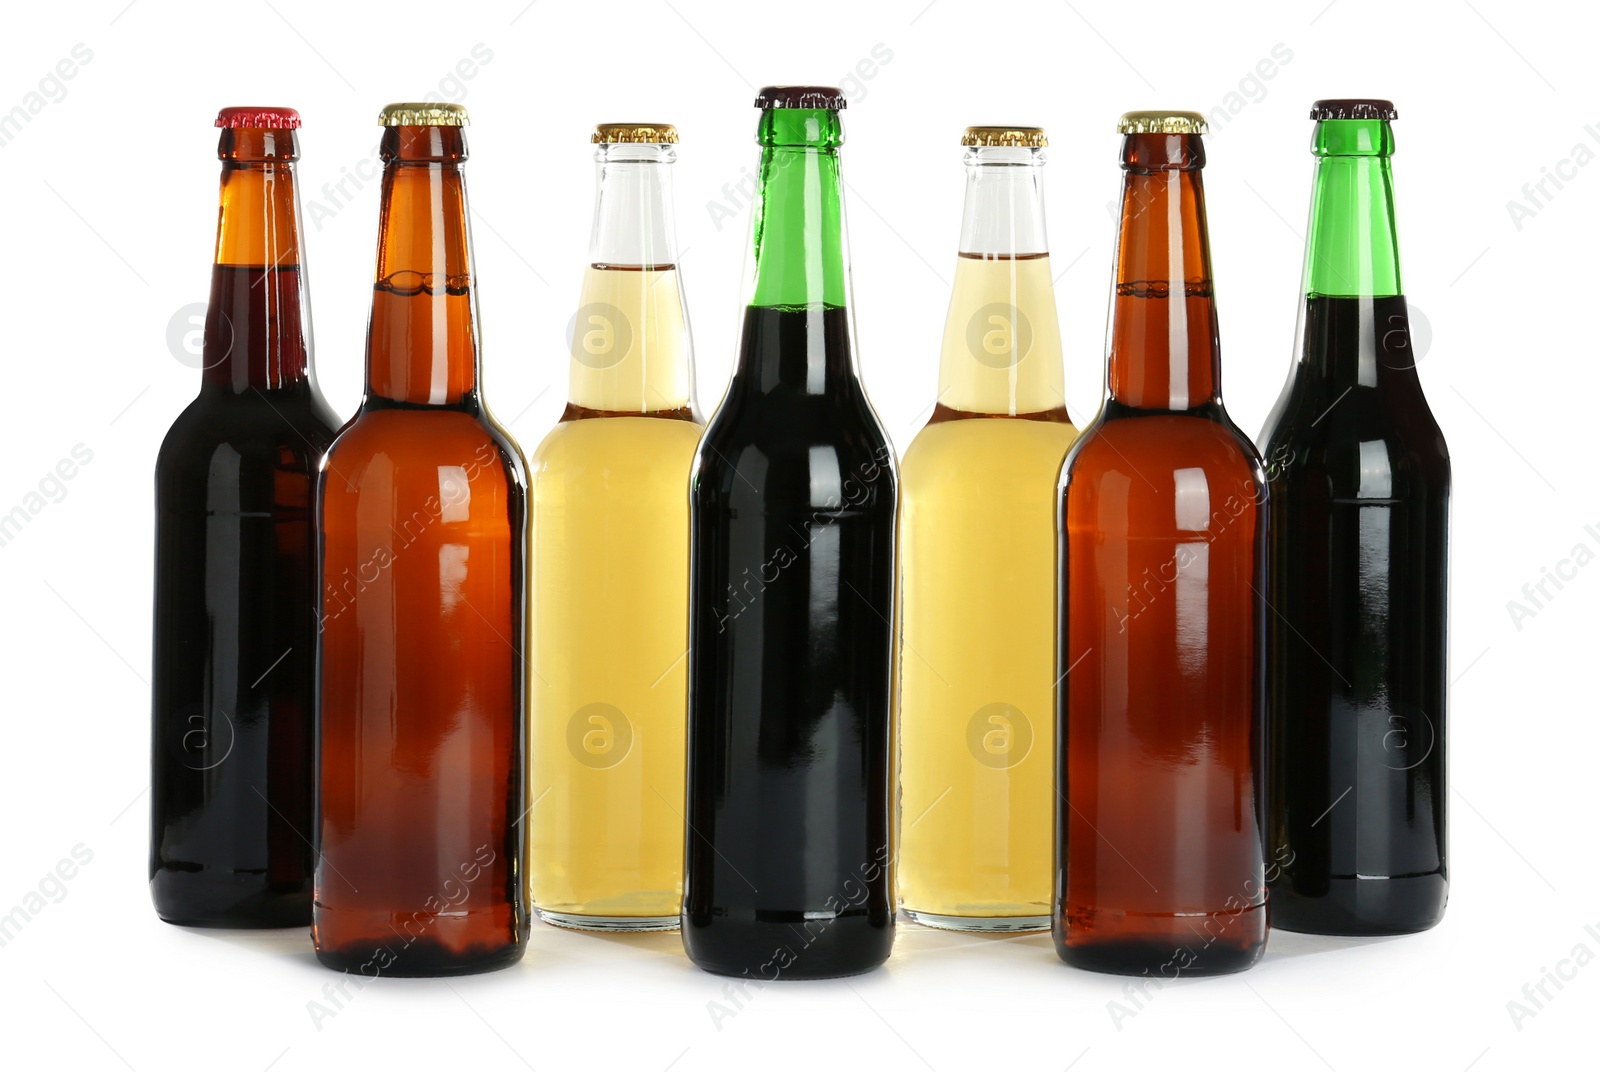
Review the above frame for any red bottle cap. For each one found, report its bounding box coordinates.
[215,107,302,130]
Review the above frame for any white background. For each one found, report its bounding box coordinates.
[1,1,1594,1069]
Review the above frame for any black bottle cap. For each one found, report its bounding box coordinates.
[755,86,847,110]
[1310,99,1398,121]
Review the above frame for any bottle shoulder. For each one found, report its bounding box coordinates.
[157,390,338,476]
[1261,374,1451,496]
[529,418,702,502]
[700,390,892,463]
[532,414,703,464]
[1063,409,1264,503]
[902,415,1077,488]
[696,421,895,475]
[325,407,527,489]
[692,408,897,513]
[1068,408,1261,467]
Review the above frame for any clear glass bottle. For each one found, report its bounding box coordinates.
[898,126,1076,932]
[529,123,701,931]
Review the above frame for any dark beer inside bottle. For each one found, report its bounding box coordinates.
[683,91,896,978]
[151,113,338,926]
[1262,107,1449,934]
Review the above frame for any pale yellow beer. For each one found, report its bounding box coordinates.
[897,129,1076,930]
[529,128,700,930]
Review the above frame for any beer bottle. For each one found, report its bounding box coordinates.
[151,107,339,926]
[315,103,528,976]
[1055,112,1267,975]
[897,127,1076,932]
[528,123,701,931]
[1260,100,1450,935]
[683,87,897,978]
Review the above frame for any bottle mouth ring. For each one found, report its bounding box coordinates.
[1312,120,1395,157]
[594,142,677,164]
[379,125,469,164]
[217,128,299,163]
[1120,133,1205,172]
[964,145,1044,166]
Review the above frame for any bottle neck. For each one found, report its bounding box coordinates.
[957,146,1049,254]
[1296,119,1409,387]
[936,145,1065,418]
[737,107,856,393]
[365,126,479,408]
[1106,133,1220,412]
[747,108,849,310]
[1304,119,1402,298]
[567,143,694,416]
[204,129,312,393]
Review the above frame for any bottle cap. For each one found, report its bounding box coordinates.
[592,123,679,144]
[378,102,469,127]
[1310,99,1398,121]
[755,86,847,110]
[215,107,301,130]
[962,126,1047,147]
[1118,111,1207,135]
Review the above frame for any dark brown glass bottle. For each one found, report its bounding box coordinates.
[314,103,528,976]
[151,107,338,927]
[1055,112,1267,976]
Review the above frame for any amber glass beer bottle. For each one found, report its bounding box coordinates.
[315,104,527,976]
[1260,100,1450,935]
[1055,112,1267,976]
[528,123,701,930]
[897,127,1076,932]
[151,107,339,926]
[683,87,897,978]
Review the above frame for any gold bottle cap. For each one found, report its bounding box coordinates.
[1117,110,1208,135]
[592,123,679,144]
[378,102,469,127]
[962,126,1047,148]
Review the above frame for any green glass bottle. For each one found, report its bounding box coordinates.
[684,86,897,978]
[1259,99,1450,935]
